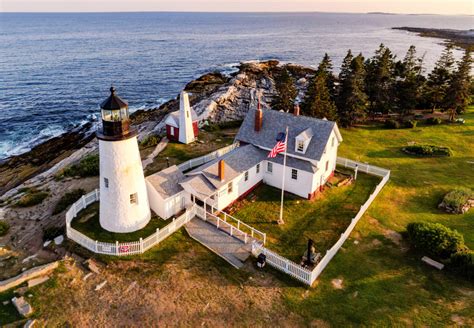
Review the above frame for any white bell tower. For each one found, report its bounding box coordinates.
[97,87,151,233]
[178,91,195,144]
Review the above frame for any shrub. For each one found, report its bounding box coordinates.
[406,222,464,258]
[62,154,99,178]
[384,119,400,129]
[405,120,418,128]
[440,188,473,214]
[52,189,86,215]
[140,135,159,148]
[0,220,9,236]
[402,144,452,157]
[427,117,442,125]
[16,191,49,207]
[450,249,474,281]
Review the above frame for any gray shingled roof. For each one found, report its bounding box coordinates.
[146,165,185,199]
[187,144,267,189]
[235,109,335,161]
[180,174,216,198]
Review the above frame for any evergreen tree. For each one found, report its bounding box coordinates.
[302,71,338,121]
[337,52,368,126]
[443,49,472,120]
[365,44,397,115]
[272,68,297,112]
[396,45,426,118]
[426,44,455,111]
[316,53,336,100]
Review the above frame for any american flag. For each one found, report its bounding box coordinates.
[268,132,287,158]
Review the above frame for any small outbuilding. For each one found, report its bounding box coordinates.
[164,91,199,143]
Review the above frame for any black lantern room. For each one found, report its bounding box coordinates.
[96,87,137,141]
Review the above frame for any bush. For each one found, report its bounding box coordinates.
[405,120,418,128]
[406,222,464,258]
[440,188,473,214]
[62,154,99,178]
[450,249,474,281]
[0,220,9,236]
[16,191,49,207]
[384,119,400,129]
[52,189,86,215]
[427,117,442,125]
[402,144,452,157]
[140,135,160,148]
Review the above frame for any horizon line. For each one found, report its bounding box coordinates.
[0,10,472,16]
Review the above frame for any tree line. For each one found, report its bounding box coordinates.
[271,44,472,127]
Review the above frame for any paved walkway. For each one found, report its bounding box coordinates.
[185,218,252,269]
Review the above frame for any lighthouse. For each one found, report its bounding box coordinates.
[178,91,195,144]
[97,87,151,233]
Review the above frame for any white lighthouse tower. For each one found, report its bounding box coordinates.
[97,87,151,233]
[178,91,195,144]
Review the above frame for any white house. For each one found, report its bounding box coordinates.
[146,104,342,218]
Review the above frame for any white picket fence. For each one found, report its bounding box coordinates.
[177,143,239,172]
[194,205,267,245]
[250,157,390,286]
[65,189,195,256]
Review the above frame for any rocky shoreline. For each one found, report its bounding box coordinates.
[393,27,474,50]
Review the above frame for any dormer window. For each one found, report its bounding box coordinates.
[297,140,305,152]
[295,128,313,154]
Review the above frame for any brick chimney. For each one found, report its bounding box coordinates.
[293,103,300,116]
[255,98,263,132]
[218,160,225,181]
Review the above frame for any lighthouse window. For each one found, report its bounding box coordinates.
[130,193,138,205]
[104,178,109,188]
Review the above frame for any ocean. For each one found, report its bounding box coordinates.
[0,12,472,160]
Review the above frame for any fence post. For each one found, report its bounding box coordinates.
[82,195,86,208]
[230,226,233,236]
[140,238,143,253]
[244,233,247,244]
[95,189,99,200]
[237,220,240,230]
[95,240,98,252]
[156,228,160,243]
[263,233,266,245]
[224,212,227,222]
[217,218,220,228]
[116,241,119,255]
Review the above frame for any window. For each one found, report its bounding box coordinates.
[325,161,329,172]
[291,169,298,180]
[244,171,249,181]
[331,137,335,148]
[104,178,109,188]
[256,163,260,174]
[227,182,233,194]
[267,162,273,173]
[170,126,175,136]
[186,111,190,118]
[130,193,138,205]
[297,140,305,152]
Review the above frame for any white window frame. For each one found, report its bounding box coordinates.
[296,140,305,153]
[256,163,260,174]
[331,136,335,148]
[130,193,138,205]
[326,161,330,172]
[291,169,298,180]
[227,182,233,194]
[267,162,273,173]
[244,171,249,181]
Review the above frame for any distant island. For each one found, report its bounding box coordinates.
[393,27,474,50]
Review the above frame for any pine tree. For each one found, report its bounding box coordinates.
[396,45,426,118]
[272,68,297,112]
[426,44,455,111]
[365,44,396,115]
[337,53,368,126]
[316,53,336,100]
[302,72,338,121]
[443,49,472,120]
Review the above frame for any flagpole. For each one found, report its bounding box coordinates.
[278,126,289,225]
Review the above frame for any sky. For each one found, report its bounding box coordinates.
[0,0,472,15]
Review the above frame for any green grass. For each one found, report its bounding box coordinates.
[71,202,170,243]
[277,106,474,325]
[231,173,380,261]
[0,290,21,325]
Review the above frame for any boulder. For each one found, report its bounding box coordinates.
[84,259,101,274]
[0,261,59,293]
[11,296,33,317]
[27,276,49,288]
[24,319,37,328]
[54,235,64,245]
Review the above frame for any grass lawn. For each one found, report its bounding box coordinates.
[230,172,380,262]
[144,126,236,176]
[71,202,170,243]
